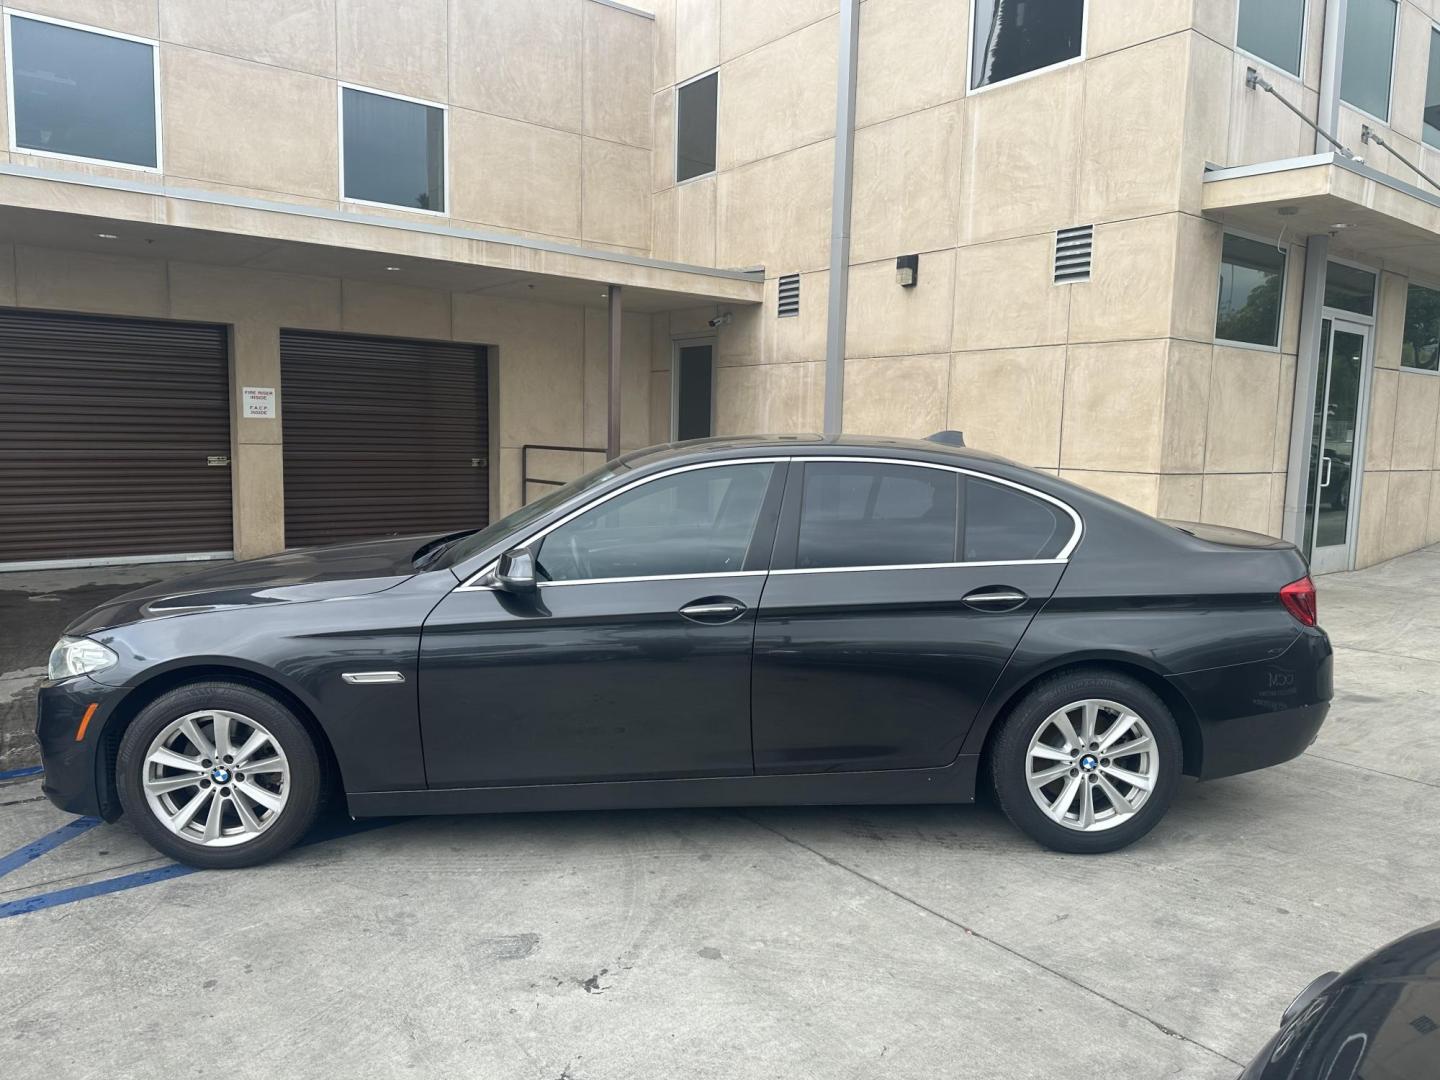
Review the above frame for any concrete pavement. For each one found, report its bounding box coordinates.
[3,549,1439,1078]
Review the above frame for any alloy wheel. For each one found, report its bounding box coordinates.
[1024,698,1160,833]
[141,709,291,847]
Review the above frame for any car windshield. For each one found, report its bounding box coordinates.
[437,459,629,569]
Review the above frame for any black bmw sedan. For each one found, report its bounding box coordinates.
[1242,921,1440,1078]
[36,434,1332,868]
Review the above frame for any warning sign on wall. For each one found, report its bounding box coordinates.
[242,386,276,418]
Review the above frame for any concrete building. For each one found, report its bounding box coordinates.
[0,0,1438,575]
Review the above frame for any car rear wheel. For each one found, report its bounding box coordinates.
[116,681,322,869]
[990,670,1181,854]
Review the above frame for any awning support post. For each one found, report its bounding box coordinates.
[1283,236,1330,547]
[607,284,623,460]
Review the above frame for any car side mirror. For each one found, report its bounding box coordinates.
[494,548,538,594]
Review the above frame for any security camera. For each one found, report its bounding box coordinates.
[708,312,734,328]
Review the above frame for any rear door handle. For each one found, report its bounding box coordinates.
[679,597,747,624]
[962,586,1028,612]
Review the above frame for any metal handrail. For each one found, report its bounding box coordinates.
[520,443,606,502]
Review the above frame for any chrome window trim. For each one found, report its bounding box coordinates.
[456,453,1083,591]
[770,559,1065,577]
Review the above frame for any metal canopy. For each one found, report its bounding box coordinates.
[1203,153,1440,279]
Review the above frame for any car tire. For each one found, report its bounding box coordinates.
[116,680,322,869]
[990,669,1182,854]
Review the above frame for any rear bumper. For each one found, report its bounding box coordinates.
[1169,628,1333,781]
[35,675,126,820]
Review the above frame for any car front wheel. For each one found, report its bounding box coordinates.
[116,681,322,869]
[990,670,1181,854]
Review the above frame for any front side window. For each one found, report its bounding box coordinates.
[1340,0,1397,120]
[676,71,717,183]
[341,86,445,212]
[8,14,158,168]
[535,463,774,582]
[970,0,1085,91]
[1424,28,1440,149]
[797,462,958,569]
[1403,283,1440,371]
[1216,233,1286,348]
[1237,0,1306,78]
[963,479,1072,562]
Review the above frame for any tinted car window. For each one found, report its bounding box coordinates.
[963,479,1072,562]
[536,463,774,582]
[797,463,958,569]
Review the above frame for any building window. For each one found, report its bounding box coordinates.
[970,0,1085,91]
[1403,283,1440,371]
[340,86,445,213]
[6,13,158,169]
[676,71,717,183]
[1216,234,1286,349]
[1425,28,1440,149]
[1237,0,1305,78]
[1340,0,1397,121]
[1324,261,1376,316]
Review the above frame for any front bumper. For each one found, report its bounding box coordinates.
[35,675,128,820]
[1169,628,1333,781]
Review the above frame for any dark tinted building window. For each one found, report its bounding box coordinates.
[676,72,717,182]
[963,479,1072,562]
[10,15,157,168]
[1237,0,1305,77]
[1340,0,1398,121]
[1324,261,1376,316]
[1425,28,1440,148]
[1403,283,1440,371]
[342,87,446,212]
[1216,233,1286,348]
[674,343,713,439]
[537,463,773,581]
[971,0,1085,90]
[797,463,958,569]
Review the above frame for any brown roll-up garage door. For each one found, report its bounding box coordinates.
[0,308,232,566]
[280,330,489,548]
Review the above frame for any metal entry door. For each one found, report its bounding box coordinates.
[0,308,231,568]
[1303,318,1368,575]
[280,330,489,548]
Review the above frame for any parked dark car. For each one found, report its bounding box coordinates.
[36,434,1332,868]
[1242,921,1440,1079]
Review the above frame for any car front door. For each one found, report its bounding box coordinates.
[418,459,786,788]
[751,458,1076,774]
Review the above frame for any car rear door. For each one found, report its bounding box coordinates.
[750,458,1077,774]
[418,459,787,787]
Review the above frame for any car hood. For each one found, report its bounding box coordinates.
[65,533,446,635]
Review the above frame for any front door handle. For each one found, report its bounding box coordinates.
[962,586,1028,612]
[679,597,747,624]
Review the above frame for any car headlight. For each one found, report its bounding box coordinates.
[47,636,118,681]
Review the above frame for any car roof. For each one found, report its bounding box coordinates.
[618,433,1019,471]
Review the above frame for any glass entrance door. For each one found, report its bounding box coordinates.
[1304,318,1367,574]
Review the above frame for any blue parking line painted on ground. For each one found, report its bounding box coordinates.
[0,816,103,881]
[0,815,399,921]
[0,863,197,919]
[0,765,44,781]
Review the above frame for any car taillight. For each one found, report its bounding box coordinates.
[1279,576,1317,627]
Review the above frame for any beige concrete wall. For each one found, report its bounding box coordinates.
[0,0,654,254]
[0,241,651,559]
[1354,269,1440,567]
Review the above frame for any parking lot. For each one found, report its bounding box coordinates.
[2,550,1439,1079]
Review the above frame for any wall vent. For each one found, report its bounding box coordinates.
[1054,225,1094,284]
[777,274,800,317]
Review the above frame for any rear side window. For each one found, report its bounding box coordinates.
[963,478,1072,562]
[797,462,958,569]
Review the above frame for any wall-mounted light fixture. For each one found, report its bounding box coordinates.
[896,254,919,288]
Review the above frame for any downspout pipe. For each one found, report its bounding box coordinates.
[823,0,860,435]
